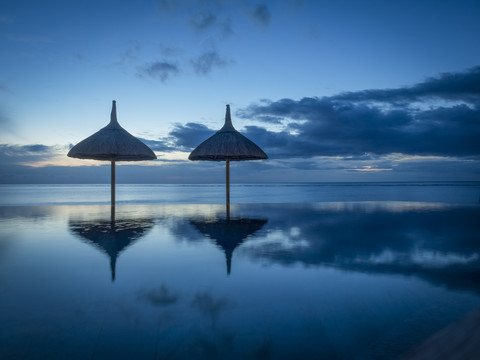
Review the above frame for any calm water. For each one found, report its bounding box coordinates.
[1,183,480,359]
[1,182,479,206]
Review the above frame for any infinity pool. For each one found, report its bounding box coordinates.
[1,202,479,359]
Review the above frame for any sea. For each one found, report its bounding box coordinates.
[1,182,480,359]
[1,181,479,206]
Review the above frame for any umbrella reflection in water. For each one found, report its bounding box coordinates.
[69,216,155,281]
[190,217,268,275]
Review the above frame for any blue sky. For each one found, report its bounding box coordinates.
[1,0,480,183]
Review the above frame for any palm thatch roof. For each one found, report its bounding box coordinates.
[188,105,268,161]
[68,100,156,161]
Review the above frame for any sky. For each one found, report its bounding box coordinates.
[1,0,480,183]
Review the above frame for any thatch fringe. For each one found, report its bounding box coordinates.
[68,101,157,161]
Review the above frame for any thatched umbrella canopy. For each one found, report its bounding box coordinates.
[69,217,155,281]
[189,105,268,217]
[190,217,267,275]
[68,100,156,221]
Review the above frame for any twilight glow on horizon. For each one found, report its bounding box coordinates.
[1,0,479,183]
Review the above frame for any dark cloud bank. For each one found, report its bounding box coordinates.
[231,66,480,159]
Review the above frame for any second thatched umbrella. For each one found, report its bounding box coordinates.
[68,100,157,221]
[189,105,268,217]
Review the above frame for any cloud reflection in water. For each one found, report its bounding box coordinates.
[235,202,480,294]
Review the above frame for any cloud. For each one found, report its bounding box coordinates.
[22,144,51,152]
[138,137,175,152]
[133,51,232,82]
[170,122,215,149]
[249,4,271,27]
[191,51,232,75]
[0,153,477,184]
[137,61,180,82]
[155,0,232,36]
[190,10,217,31]
[220,18,234,36]
[0,144,62,165]
[334,66,480,105]
[237,66,480,158]
[345,165,392,172]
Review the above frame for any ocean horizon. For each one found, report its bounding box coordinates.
[1,181,479,206]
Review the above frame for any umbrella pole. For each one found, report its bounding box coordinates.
[111,160,115,223]
[226,160,230,219]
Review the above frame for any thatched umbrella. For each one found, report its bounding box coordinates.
[67,100,156,221]
[69,217,155,281]
[190,217,267,275]
[188,105,268,217]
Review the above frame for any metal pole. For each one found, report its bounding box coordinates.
[226,160,230,219]
[111,160,115,223]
